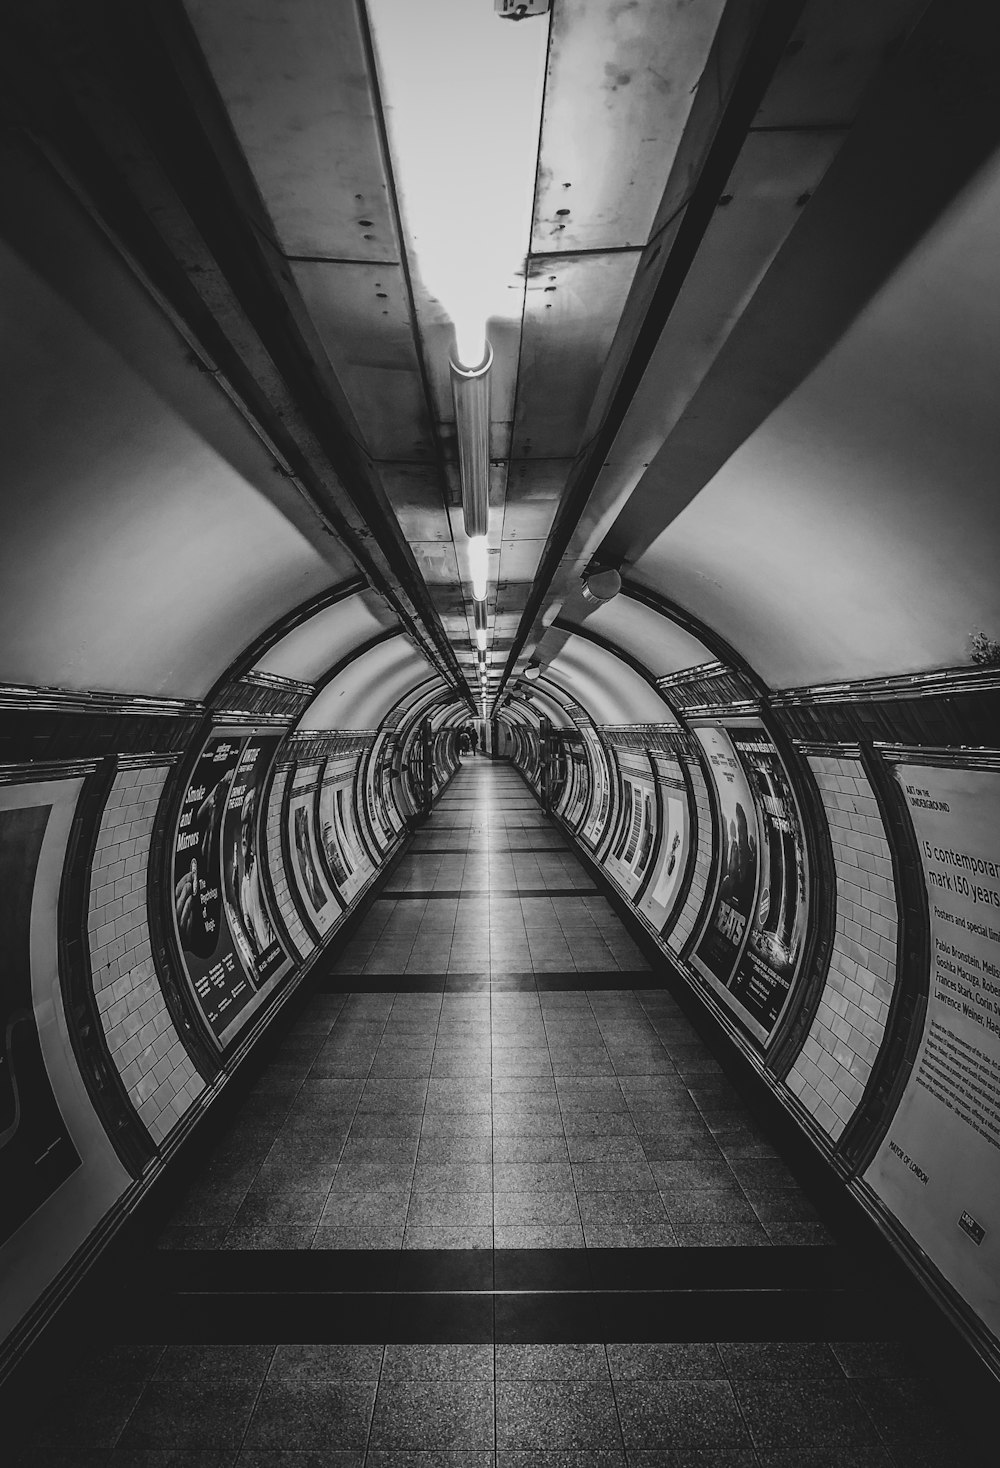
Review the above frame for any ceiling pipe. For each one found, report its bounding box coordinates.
[450,343,493,539]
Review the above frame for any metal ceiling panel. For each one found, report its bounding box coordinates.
[592,127,846,509]
[514,253,640,459]
[497,539,547,583]
[755,0,928,128]
[184,0,397,259]
[381,465,451,543]
[291,262,434,461]
[406,539,460,587]
[531,0,727,254]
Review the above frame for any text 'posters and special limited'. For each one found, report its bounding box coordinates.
[173,732,288,1044]
[865,759,1000,1340]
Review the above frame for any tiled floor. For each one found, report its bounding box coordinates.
[8,762,989,1464]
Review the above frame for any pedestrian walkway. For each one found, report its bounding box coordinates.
[8,761,988,1464]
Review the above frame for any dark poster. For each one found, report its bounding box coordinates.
[728,730,808,1034]
[0,806,80,1244]
[173,733,286,1040]
[693,727,759,986]
[287,769,340,938]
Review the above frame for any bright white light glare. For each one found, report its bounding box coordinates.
[467,534,490,601]
[475,628,488,651]
[367,0,549,367]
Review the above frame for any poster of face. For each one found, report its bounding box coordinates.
[727,729,809,1040]
[641,789,689,931]
[0,799,80,1245]
[317,762,366,900]
[692,727,760,991]
[173,732,288,1044]
[287,767,340,937]
[864,758,1000,1342]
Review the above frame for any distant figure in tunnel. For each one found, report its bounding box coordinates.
[467,723,479,756]
[459,729,471,758]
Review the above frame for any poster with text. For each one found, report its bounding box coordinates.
[317,763,366,902]
[173,732,288,1043]
[864,759,1000,1340]
[692,727,760,993]
[287,767,341,937]
[641,789,689,932]
[0,802,80,1245]
[727,729,809,1041]
[221,736,287,987]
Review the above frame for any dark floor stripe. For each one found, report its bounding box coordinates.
[110,1248,905,1346]
[407,846,569,855]
[314,971,657,992]
[380,887,601,899]
[148,1246,859,1295]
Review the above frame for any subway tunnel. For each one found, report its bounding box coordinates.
[2,0,1000,1459]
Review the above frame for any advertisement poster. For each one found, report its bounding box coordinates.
[0,803,80,1245]
[287,767,341,938]
[727,729,809,1040]
[865,759,1000,1340]
[581,730,609,847]
[612,782,636,862]
[634,791,657,883]
[317,761,370,902]
[692,727,760,992]
[641,789,688,931]
[173,732,288,1043]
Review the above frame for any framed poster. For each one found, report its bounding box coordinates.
[172,730,290,1047]
[0,789,80,1245]
[691,726,760,995]
[316,758,371,903]
[0,772,131,1344]
[638,754,691,935]
[286,764,341,938]
[864,751,1000,1340]
[726,728,809,1040]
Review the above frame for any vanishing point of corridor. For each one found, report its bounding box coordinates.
[10,762,983,1465]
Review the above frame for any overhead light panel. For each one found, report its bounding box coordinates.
[468,535,490,602]
[523,662,541,682]
[475,628,489,651]
[451,343,493,537]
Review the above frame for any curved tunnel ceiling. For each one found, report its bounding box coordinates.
[620,152,1000,689]
[537,633,677,728]
[2,1,998,723]
[297,634,437,732]
[253,589,399,684]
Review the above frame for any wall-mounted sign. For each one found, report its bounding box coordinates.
[865,755,1000,1341]
[316,757,371,902]
[0,797,80,1245]
[638,754,691,936]
[726,730,809,1037]
[692,727,760,992]
[286,764,341,939]
[691,724,808,1045]
[172,731,290,1045]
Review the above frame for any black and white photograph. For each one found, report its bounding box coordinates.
[3,0,999,1461]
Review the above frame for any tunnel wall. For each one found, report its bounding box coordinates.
[502,634,1000,1374]
[0,680,461,1377]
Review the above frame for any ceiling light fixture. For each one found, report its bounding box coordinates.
[581,566,622,605]
[475,628,488,651]
[467,534,490,602]
[523,662,541,681]
[451,342,493,538]
[474,599,488,632]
